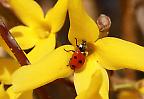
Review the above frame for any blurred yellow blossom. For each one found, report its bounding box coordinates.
[0,58,20,84]
[0,83,33,99]
[0,83,9,99]
[117,89,141,99]
[7,0,68,63]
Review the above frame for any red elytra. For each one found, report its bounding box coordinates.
[69,49,86,70]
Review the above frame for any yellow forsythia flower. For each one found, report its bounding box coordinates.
[10,0,144,99]
[7,0,68,63]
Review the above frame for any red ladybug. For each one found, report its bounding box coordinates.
[64,38,87,70]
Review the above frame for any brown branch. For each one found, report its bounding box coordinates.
[121,0,137,43]
[0,22,30,65]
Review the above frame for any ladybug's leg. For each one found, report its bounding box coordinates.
[75,38,79,48]
[67,58,72,66]
[64,49,75,52]
[64,49,74,66]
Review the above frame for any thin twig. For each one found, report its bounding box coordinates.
[0,22,30,65]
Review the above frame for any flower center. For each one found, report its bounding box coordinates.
[39,31,49,39]
[36,24,51,39]
[87,43,96,56]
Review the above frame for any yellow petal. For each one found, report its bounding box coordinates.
[17,90,33,99]
[10,26,56,63]
[7,86,21,99]
[27,33,56,63]
[7,86,33,99]
[68,0,99,46]
[45,0,68,33]
[8,0,44,27]
[0,84,9,99]
[10,26,38,50]
[0,58,20,84]
[74,55,109,99]
[12,45,74,92]
[94,37,144,71]
[76,71,102,99]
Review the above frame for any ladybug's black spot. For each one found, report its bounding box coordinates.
[78,60,83,64]
[71,65,75,69]
[72,65,75,67]
[74,56,77,59]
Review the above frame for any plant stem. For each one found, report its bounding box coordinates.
[0,22,30,65]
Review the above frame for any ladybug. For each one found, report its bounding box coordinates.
[64,38,87,70]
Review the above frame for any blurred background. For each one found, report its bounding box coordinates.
[0,0,144,99]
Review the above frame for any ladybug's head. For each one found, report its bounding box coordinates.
[78,40,87,52]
